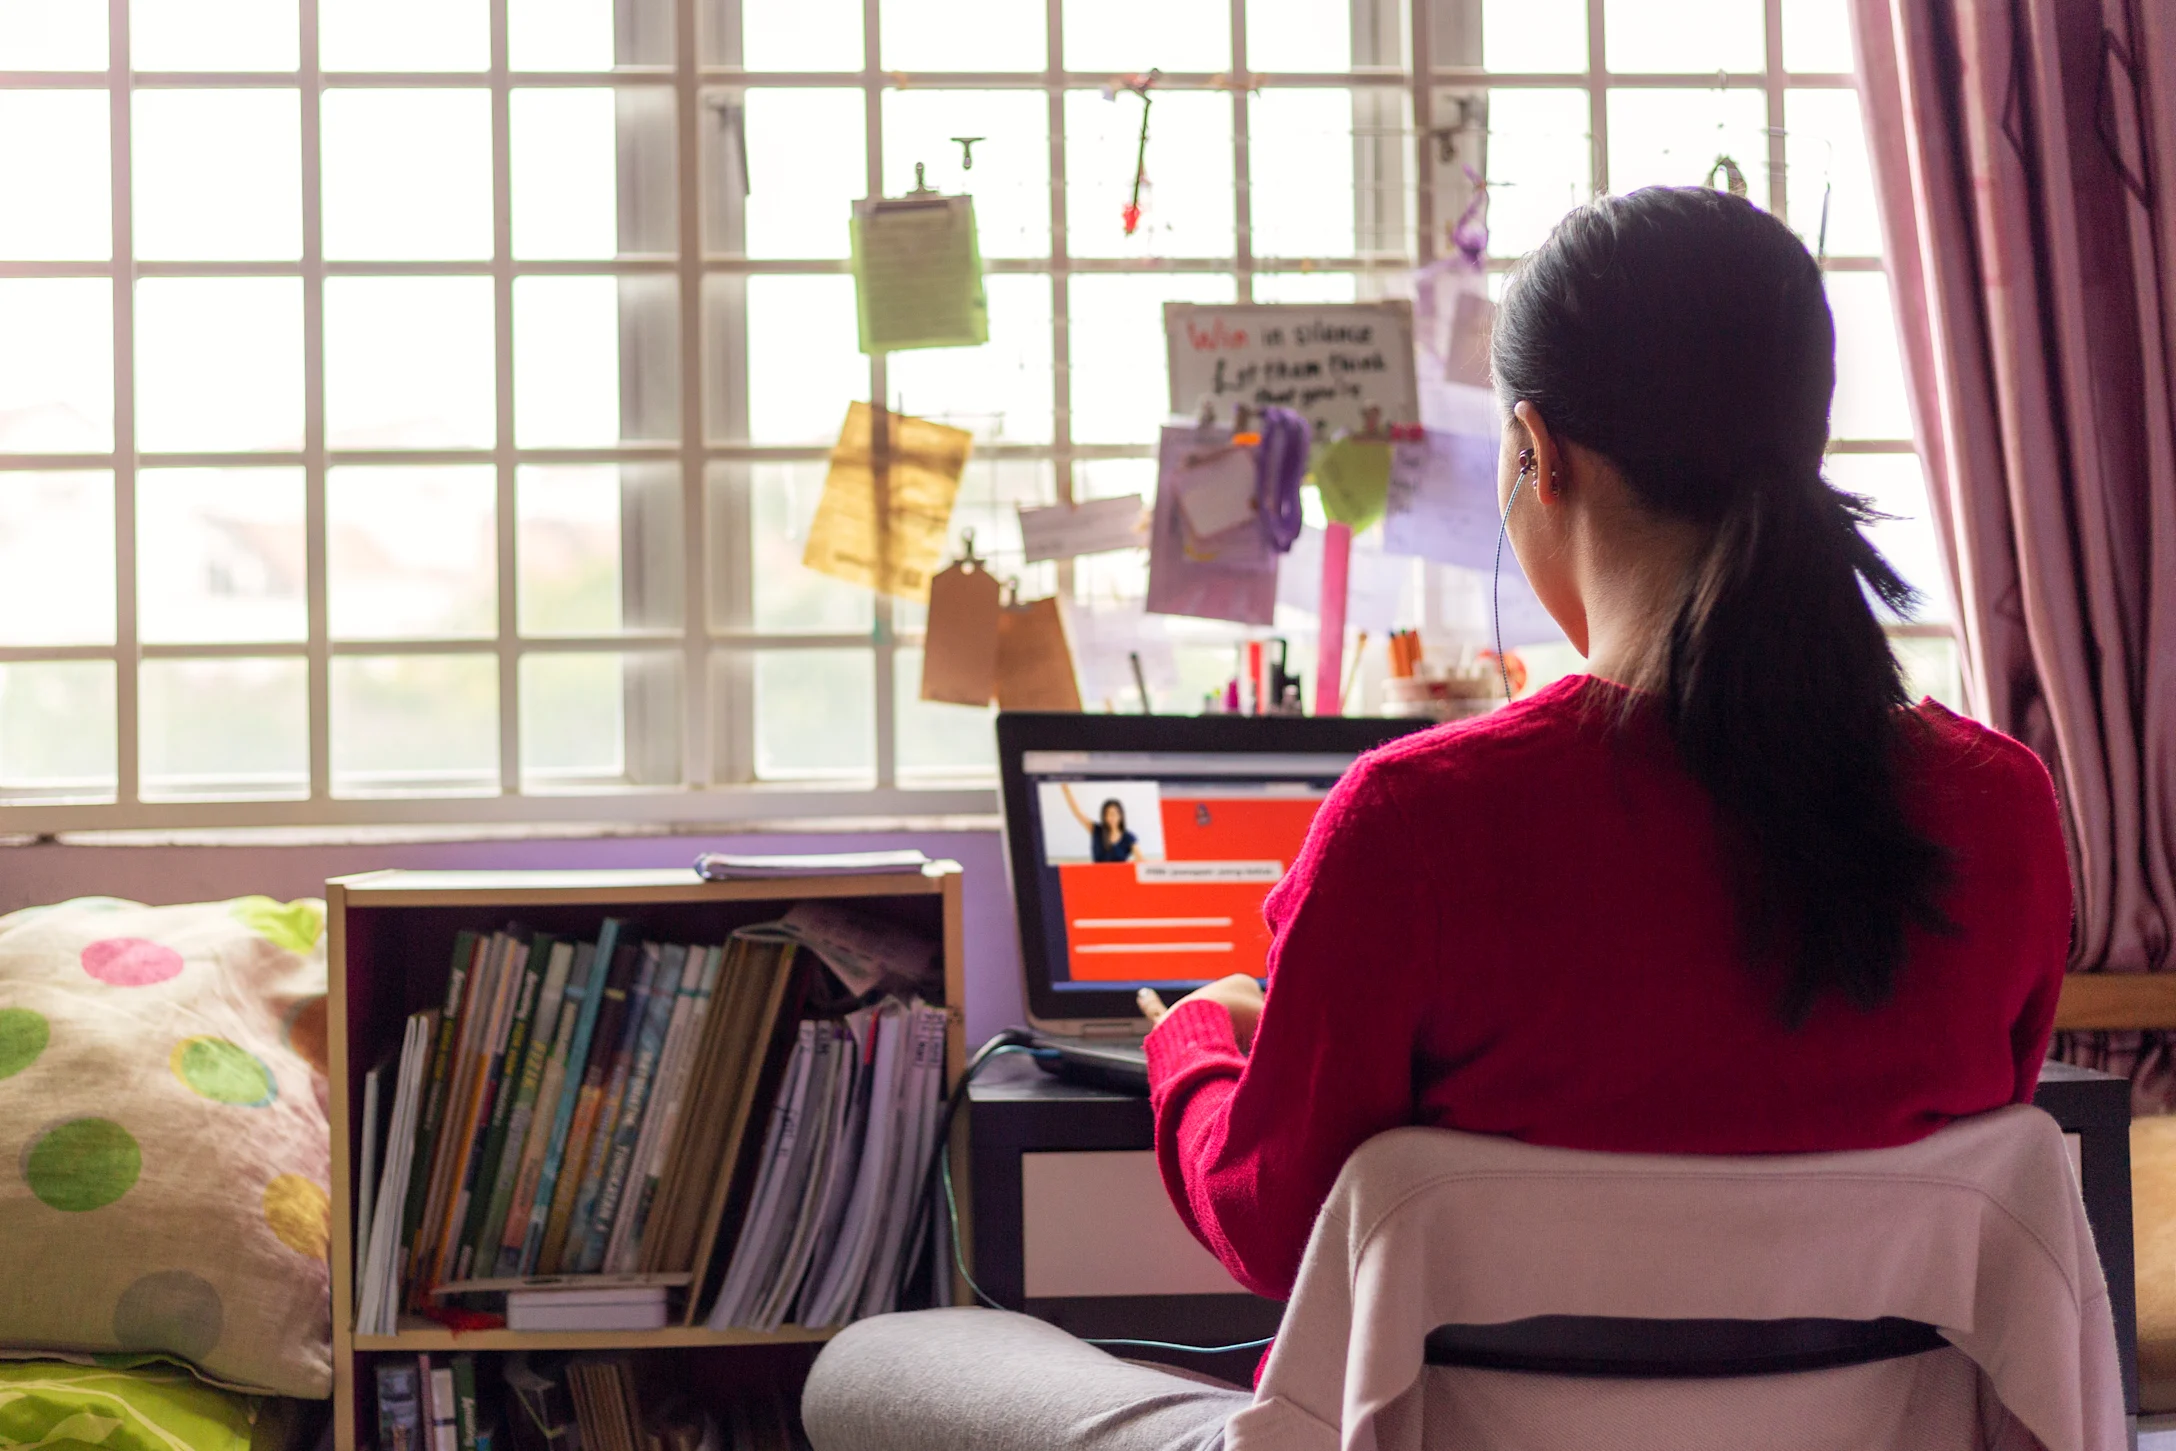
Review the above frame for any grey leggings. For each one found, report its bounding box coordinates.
[802,1308,1251,1451]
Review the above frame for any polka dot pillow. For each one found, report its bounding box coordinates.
[0,897,332,1399]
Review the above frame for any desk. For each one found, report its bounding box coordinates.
[970,1056,2137,1408]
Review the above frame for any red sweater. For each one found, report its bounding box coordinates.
[1145,675,2073,1303]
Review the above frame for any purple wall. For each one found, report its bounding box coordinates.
[0,828,1028,1046]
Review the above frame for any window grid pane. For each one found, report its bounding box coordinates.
[0,0,1939,826]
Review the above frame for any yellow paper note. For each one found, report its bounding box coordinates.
[802,402,973,602]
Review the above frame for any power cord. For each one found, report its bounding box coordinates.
[913,1031,1274,1358]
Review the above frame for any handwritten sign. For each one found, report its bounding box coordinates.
[1164,302,1419,437]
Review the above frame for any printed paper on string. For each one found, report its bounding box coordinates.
[802,402,972,602]
[850,195,988,355]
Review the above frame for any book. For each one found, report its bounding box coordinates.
[794,1008,875,1327]
[428,934,530,1295]
[458,932,556,1278]
[517,920,624,1275]
[375,1357,423,1451]
[507,1285,669,1332]
[692,850,930,880]
[642,938,802,1295]
[452,1354,480,1451]
[709,1022,818,1327]
[426,1359,458,1451]
[796,1001,907,1328]
[560,943,665,1272]
[470,936,573,1281]
[576,942,691,1273]
[566,1356,641,1451]
[437,931,530,1279]
[358,1010,435,1334]
[503,1353,577,1451]
[860,1005,948,1317]
[355,1048,390,1294]
[750,1022,853,1330]
[637,941,757,1275]
[539,939,642,1272]
[496,941,594,1276]
[398,933,478,1294]
[412,933,512,1306]
[606,945,719,1273]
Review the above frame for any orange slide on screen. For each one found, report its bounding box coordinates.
[1060,792,1324,983]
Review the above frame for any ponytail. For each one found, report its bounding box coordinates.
[1494,188,1953,1024]
[1664,468,1953,1022]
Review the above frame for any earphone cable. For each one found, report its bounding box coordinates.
[1491,468,1527,703]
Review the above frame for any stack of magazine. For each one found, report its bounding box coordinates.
[354,920,802,1332]
[707,999,950,1331]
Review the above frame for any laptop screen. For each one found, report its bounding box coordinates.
[998,714,1430,1027]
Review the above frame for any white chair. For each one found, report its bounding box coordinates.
[1226,1106,2124,1451]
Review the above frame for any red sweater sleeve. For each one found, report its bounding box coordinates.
[2004,745,2076,1103]
[1144,759,1438,1300]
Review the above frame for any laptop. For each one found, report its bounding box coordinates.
[996,712,1432,1091]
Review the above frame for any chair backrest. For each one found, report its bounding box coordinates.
[1226,1107,2125,1451]
[1421,1314,1948,1379]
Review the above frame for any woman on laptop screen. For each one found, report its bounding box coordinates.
[804,189,2072,1451]
[1060,785,1145,864]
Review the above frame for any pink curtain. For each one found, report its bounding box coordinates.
[1852,0,2176,1104]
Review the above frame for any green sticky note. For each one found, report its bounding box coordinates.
[1312,436,1393,530]
[850,193,989,354]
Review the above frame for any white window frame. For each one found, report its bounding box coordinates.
[0,0,1932,833]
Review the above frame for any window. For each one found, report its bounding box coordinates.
[0,0,1952,830]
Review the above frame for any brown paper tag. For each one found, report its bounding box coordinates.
[919,559,1003,706]
[995,597,1083,712]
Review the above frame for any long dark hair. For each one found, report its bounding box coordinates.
[1099,799,1126,839]
[1491,187,1952,1024]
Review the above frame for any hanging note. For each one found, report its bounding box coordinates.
[1276,525,1411,633]
[1164,301,1419,438]
[995,597,1083,711]
[802,402,972,602]
[1380,430,1502,570]
[1442,291,1495,388]
[1060,597,1179,708]
[1145,424,1277,627]
[1174,446,1259,539]
[919,558,1004,705]
[1312,436,1393,531]
[850,194,989,355]
[1017,495,1147,562]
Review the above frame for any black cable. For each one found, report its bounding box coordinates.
[895,1030,1041,1298]
[908,1031,1274,1359]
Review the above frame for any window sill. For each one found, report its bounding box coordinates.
[0,784,1003,844]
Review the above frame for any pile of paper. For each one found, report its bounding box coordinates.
[706,999,950,1331]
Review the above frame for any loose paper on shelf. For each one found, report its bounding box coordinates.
[851,195,988,355]
[802,402,972,602]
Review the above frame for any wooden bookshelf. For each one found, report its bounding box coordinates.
[326,865,967,1451]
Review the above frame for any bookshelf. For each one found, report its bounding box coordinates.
[326,865,968,1451]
